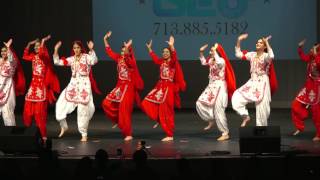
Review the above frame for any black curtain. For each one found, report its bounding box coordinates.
[1,0,93,111]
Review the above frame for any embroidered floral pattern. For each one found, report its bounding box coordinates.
[67,88,76,99]
[155,89,164,101]
[26,56,46,101]
[106,84,128,103]
[81,89,89,100]
[309,90,316,102]
[118,63,130,81]
[160,64,175,81]
[241,86,251,93]
[253,88,261,99]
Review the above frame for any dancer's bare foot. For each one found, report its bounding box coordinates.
[42,137,48,146]
[204,121,214,131]
[240,115,250,127]
[161,136,174,142]
[81,136,88,142]
[112,124,118,129]
[124,136,133,141]
[292,130,301,136]
[58,127,68,138]
[217,134,229,141]
[153,123,159,129]
[312,136,320,142]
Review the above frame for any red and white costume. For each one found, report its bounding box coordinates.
[23,45,60,138]
[0,48,25,126]
[292,46,320,137]
[141,50,186,137]
[196,44,236,135]
[53,49,98,138]
[232,47,277,126]
[102,46,144,137]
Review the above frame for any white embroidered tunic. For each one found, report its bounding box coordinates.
[198,54,226,106]
[235,47,274,102]
[0,49,16,105]
[54,51,97,104]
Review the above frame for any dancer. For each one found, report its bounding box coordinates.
[102,31,144,141]
[232,33,277,127]
[291,39,320,141]
[0,39,25,126]
[196,43,236,141]
[23,35,60,142]
[141,36,186,141]
[53,40,99,141]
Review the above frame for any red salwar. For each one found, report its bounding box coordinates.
[22,46,60,138]
[141,50,186,137]
[102,46,143,137]
[292,47,320,137]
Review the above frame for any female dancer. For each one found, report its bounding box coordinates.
[102,31,144,141]
[23,35,60,142]
[196,43,236,141]
[142,36,186,141]
[53,40,99,141]
[291,39,320,141]
[232,34,277,127]
[0,39,25,126]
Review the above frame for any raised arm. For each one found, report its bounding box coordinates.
[263,35,274,60]
[297,39,311,62]
[199,44,209,65]
[41,35,50,47]
[53,41,71,66]
[86,40,98,65]
[146,39,162,65]
[23,39,38,61]
[103,31,121,61]
[39,35,51,61]
[235,33,248,59]
[167,35,175,52]
[167,36,177,65]
[4,39,14,62]
[149,51,162,65]
[123,39,136,67]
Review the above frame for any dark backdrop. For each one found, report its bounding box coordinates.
[1,0,319,113]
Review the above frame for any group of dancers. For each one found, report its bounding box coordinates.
[0,32,319,143]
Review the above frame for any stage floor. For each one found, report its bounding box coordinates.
[8,109,320,159]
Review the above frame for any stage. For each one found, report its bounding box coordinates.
[3,109,317,159]
[1,109,320,179]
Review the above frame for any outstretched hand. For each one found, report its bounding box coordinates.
[146,39,152,50]
[41,35,51,46]
[28,39,39,46]
[104,31,112,40]
[4,39,13,48]
[54,41,62,51]
[42,35,51,43]
[298,39,306,47]
[262,35,272,44]
[124,39,132,49]
[166,35,174,47]
[238,33,248,41]
[200,44,208,52]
